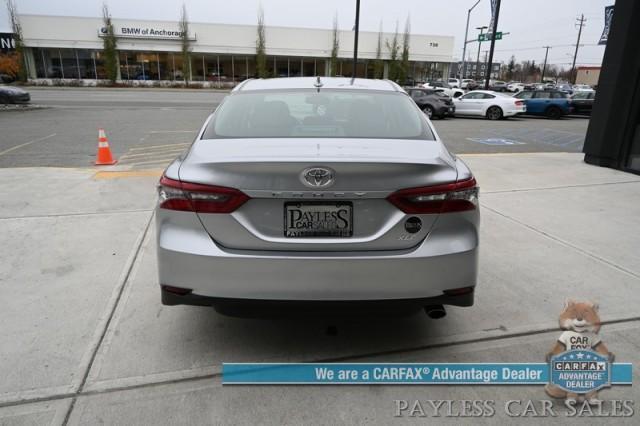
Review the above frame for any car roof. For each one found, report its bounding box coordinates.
[466,90,496,94]
[233,77,402,93]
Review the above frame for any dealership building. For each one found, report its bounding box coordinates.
[15,14,455,84]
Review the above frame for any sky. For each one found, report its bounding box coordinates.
[0,0,613,69]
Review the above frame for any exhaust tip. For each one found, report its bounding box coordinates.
[424,305,446,319]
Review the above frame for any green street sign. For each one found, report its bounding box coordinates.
[478,32,502,42]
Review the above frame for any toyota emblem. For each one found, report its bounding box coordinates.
[301,167,335,188]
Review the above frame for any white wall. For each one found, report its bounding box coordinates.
[19,14,454,63]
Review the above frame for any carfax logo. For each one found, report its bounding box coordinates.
[545,300,614,403]
[550,350,610,394]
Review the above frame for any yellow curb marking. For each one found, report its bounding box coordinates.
[92,170,163,179]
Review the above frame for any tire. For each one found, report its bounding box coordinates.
[423,105,434,119]
[486,106,503,120]
[545,106,562,120]
[0,94,10,105]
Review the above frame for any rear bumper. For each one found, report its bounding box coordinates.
[162,287,475,316]
[156,210,479,303]
[436,105,456,116]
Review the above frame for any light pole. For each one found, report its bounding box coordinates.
[461,0,481,80]
[475,26,488,80]
[352,0,361,78]
[483,0,501,90]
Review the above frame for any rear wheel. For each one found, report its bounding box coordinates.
[0,94,10,104]
[486,106,503,120]
[423,105,434,119]
[546,106,562,119]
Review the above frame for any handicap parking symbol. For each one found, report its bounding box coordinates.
[466,137,526,146]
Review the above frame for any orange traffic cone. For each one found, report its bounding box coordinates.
[95,128,117,165]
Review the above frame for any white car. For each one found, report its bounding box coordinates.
[435,87,464,99]
[453,90,526,120]
[461,79,475,90]
[448,78,461,88]
[422,82,464,98]
[507,82,525,93]
[573,84,594,93]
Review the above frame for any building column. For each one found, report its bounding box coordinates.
[442,62,450,79]
[115,54,121,80]
[383,62,389,79]
[23,47,37,79]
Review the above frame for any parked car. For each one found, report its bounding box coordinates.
[555,83,573,94]
[572,84,594,93]
[156,77,479,317]
[0,85,30,104]
[435,87,465,99]
[448,78,461,88]
[461,79,478,90]
[0,73,15,84]
[422,81,463,98]
[489,80,508,92]
[514,90,571,119]
[453,90,526,120]
[507,82,525,92]
[570,91,596,115]
[406,88,456,119]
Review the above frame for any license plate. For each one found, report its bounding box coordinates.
[284,202,353,238]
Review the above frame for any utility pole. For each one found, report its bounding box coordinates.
[461,0,481,80]
[475,26,487,80]
[352,0,361,78]
[484,0,501,90]
[570,14,586,84]
[482,50,488,80]
[541,46,551,82]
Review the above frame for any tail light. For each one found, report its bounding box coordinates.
[387,177,478,214]
[515,100,524,106]
[158,175,249,213]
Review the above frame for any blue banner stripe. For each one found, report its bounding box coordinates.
[222,363,632,385]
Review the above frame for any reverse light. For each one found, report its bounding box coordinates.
[387,177,478,214]
[158,176,249,213]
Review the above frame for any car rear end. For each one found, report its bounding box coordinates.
[433,93,456,117]
[155,79,479,315]
[496,93,526,116]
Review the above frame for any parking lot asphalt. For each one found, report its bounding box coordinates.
[0,88,637,425]
[0,87,589,169]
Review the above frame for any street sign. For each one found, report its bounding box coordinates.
[478,32,502,42]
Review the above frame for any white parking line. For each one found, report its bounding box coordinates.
[0,133,57,157]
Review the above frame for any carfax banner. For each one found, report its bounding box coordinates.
[223,361,632,385]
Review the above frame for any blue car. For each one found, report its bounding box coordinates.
[514,90,571,119]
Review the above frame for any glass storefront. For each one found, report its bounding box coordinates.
[29,47,449,83]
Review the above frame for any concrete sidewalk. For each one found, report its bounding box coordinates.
[0,153,638,425]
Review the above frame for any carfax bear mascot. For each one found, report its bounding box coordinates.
[544,300,614,403]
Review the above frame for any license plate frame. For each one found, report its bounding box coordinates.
[284,202,353,238]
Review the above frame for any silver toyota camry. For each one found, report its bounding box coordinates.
[156,77,479,317]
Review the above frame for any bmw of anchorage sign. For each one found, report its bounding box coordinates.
[0,33,16,53]
[98,26,196,41]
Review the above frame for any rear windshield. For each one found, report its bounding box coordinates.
[202,89,434,140]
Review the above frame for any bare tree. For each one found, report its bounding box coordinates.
[101,3,118,83]
[385,21,400,82]
[330,13,339,77]
[373,21,383,79]
[256,6,268,78]
[400,15,410,83]
[179,3,191,81]
[5,0,25,81]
